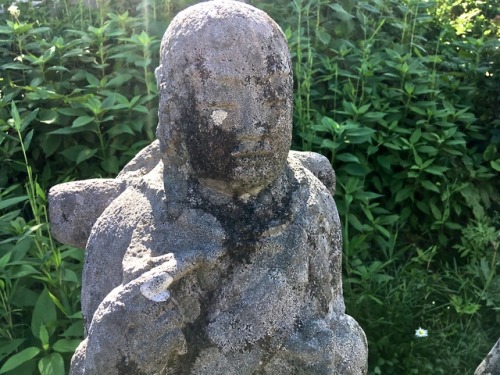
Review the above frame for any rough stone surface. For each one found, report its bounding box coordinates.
[49,1,368,374]
[475,339,500,375]
[49,179,125,248]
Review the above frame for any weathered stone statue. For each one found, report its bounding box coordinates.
[49,1,368,374]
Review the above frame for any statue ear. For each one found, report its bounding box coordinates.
[154,65,162,83]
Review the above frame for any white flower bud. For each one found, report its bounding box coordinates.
[8,4,20,19]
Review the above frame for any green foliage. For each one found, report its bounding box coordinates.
[0,102,83,373]
[251,0,500,373]
[1,0,499,374]
[0,4,161,183]
[0,1,169,373]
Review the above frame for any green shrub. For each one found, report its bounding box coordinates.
[252,0,499,373]
[0,1,167,372]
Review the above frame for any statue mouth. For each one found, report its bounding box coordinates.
[231,139,273,158]
[230,150,273,157]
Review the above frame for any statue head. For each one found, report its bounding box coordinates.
[156,0,293,196]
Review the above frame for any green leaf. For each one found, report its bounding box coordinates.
[412,148,422,167]
[348,213,364,232]
[38,353,64,375]
[317,29,331,45]
[48,291,69,317]
[320,138,337,151]
[10,102,22,130]
[72,116,94,128]
[421,180,440,193]
[39,325,50,351]
[86,72,100,87]
[444,222,462,230]
[375,224,391,239]
[106,73,133,88]
[2,62,31,70]
[395,188,413,203]
[61,321,84,338]
[38,109,58,124]
[11,265,39,278]
[60,146,97,164]
[378,215,400,226]
[0,347,40,374]
[134,58,152,68]
[345,126,376,142]
[424,165,448,176]
[53,339,81,353]
[491,159,500,172]
[342,163,368,177]
[76,149,98,164]
[49,127,90,135]
[0,253,11,268]
[410,128,421,144]
[336,153,360,164]
[417,145,438,155]
[107,123,135,136]
[101,93,117,110]
[362,112,387,122]
[480,258,491,280]
[41,135,61,157]
[132,105,150,114]
[328,3,354,21]
[23,129,34,151]
[429,202,442,220]
[46,65,70,72]
[0,339,25,363]
[57,108,87,117]
[101,156,119,174]
[11,237,32,261]
[0,26,13,34]
[20,109,39,132]
[409,105,426,116]
[404,82,415,95]
[0,196,28,210]
[31,288,57,338]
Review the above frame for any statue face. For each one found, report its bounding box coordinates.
[156,0,293,196]
[181,65,292,195]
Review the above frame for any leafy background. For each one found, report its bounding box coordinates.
[0,0,498,374]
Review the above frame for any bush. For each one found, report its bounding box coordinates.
[253,0,500,373]
[0,1,168,373]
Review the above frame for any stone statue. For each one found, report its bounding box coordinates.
[49,1,368,374]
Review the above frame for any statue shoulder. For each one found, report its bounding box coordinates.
[287,150,336,196]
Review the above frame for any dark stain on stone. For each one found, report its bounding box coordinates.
[169,287,216,374]
[188,167,298,267]
[116,355,146,375]
[181,91,239,182]
[306,236,329,315]
[194,55,211,82]
[181,176,302,375]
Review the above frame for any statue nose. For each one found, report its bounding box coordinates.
[237,123,266,141]
[236,96,267,139]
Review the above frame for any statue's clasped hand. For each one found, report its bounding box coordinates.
[138,249,214,302]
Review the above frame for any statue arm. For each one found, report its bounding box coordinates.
[74,263,188,375]
[75,246,225,375]
[49,141,161,249]
[49,179,126,248]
